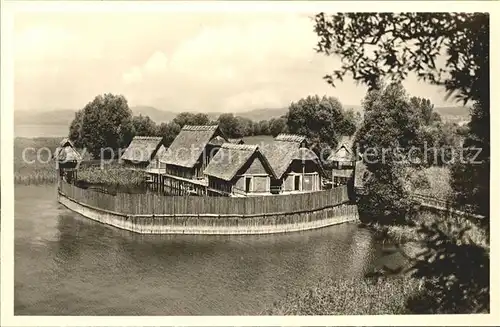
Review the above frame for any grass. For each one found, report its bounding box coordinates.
[265,275,420,315]
[13,137,144,188]
[77,166,147,187]
[372,211,489,250]
[14,137,62,185]
[421,166,452,198]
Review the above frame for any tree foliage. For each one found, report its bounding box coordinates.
[314,12,489,106]
[355,83,422,224]
[286,95,356,155]
[172,112,211,128]
[69,93,134,159]
[314,12,489,313]
[268,117,288,137]
[131,114,157,136]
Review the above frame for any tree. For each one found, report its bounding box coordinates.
[410,97,441,126]
[258,120,270,135]
[268,117,287,137]
[236,117,254,137]
[217,113,241,138]
[68,110,84,148]
[286,95,355,154]
[355,83,422,224]
[131,114,157,136]
[314,12,489,217]
[172,112,210,127]
[156,121,181,147]
[314,13,489,313]
[70,93,134,159]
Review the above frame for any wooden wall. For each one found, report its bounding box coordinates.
[59,180,350,216]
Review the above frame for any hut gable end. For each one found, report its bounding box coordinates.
[243,156,268,175]
[53,138,82,162]
[204,143,275,182]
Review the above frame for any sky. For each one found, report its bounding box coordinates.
[14,11,458,113]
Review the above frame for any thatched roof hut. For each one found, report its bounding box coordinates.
[121,136,163,164]
[53,138,82,163]
[228,138,244,145]
[204,143,275,181]
[275,133,308,144]
[160,125,225,168]
[260,138,323,179]
[327,135,357,163]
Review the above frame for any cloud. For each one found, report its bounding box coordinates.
[120,14,328,110]
[122,66,143,85]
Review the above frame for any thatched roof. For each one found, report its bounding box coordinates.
[275,133,308,144]
[228,138,244,144]
[121,136,163,163]
[260,140,322,179]
[204,143,275,181]
[354,160,368,189]
[209,135,227,146]
[53,138,82,162]
[327,135,357,162]
[160,125,224,168]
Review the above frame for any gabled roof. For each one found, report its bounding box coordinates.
[327,135,357,162]
[53,138,82,162]
[260,140,322,179]
[146,144,167,168]
[275,133,308,144]
[120,136,163,163]
[209,135,227,146]
[228,138,244,144]
[160,125,224,168]
[204,143,275,181]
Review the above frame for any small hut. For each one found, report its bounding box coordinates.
[147,144,167,170]
[53,138,82,183]
[228,138,245,145]
[261,133,324,194]
[327,135,358,186]
[120,136,164,169]
[204,143,275,196]
[160,125,227,180]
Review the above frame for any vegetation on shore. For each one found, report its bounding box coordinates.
[266,275,420,315]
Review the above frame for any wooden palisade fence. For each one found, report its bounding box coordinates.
[59,180,351,216]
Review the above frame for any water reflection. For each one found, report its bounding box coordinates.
[15,185,402,315]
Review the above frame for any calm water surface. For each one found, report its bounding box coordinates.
[15,185,402,315]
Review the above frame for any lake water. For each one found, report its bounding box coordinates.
[14,124,68,138]
[14,184,403,315]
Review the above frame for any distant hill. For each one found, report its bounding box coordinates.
[434,106,471,117]
[14,104,471,127]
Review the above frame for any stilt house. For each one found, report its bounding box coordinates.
[260,133,324,194]
[204,143,275,196]
[327,136,358,186]
[160,125,227,180]
[120,136,164,169]
[53,138,82,183]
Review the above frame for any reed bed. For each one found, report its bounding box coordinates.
[76,166,147,187]
[372,211,488,249]
[265,275,420,315]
